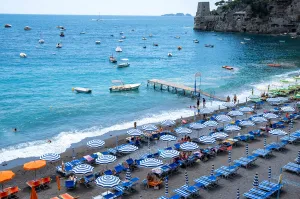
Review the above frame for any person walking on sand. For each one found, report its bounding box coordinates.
[233,94,237,104]
[134,122,137,129]
[203,98,206,108]
[197,98,200,109]
[227,96,230,102]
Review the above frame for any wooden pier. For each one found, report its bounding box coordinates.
[147,79,226,102]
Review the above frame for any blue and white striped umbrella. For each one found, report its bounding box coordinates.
[228,150,231,165]
[142,124,158,131]
[228,111,243,117]
[165,177,169,196]
[211,164,214,176]
[160,135,177,142]
[87,139,105,148]
[199,108,214,114]
[263,113,278,119]
[253,173,259,188]
[296,150,300,164]
[189,123,206,130]
[139,158,163,168]
[211,132,228,140]
[237,188,240,199]
[127,129,143,136]
[239,121,255,127]
[40,153,60,162]
[175,127,192,135]
[239,107,253,112]
[180,142,199,151]
[222,102,236,108]
[95,175,121,188]
[224,125,241,132]
[95,155,116,165]
[118,145,138,153]
[269,129,287,136]
[161,120,176,127]
[216,115,232,123]
[203,120,218,127]
[72,164,94,175]
[198,136,216,144]
[264,137,267,148]
[126,168,131,180]
[251,117,267,123]
[268,166,271,181]
[185,170,189,185]
[245,144,249,156]
[281,106,295,112]
[160,150,180,159]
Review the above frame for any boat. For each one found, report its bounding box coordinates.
[194,39,199,43]
[109,80,141,92]
[120,32,124,35]
[168,53,172,57]
[121,36,126,39]
[60,27,66,31]
[4,24,12,28]
[118,40,124,42]
[240,42,246,44]
[175,36,180,39]
[115,46,122,52]
[20,53,27,58]
[153,43,158,46]
[80,32,86,34]
[204,44,214,48]
[39,39,45,44]
[60,32,65,37]
[95,41,101,44]
[118,63,130,68]
[24,26,31,31]
[142,37,147,40]
[279,40,285,43]
[149,34,153,37]
[244,38,251,41]
[222,65,234,70]
[132,29,135,32]
[56,26,64,29]
[109,55,117,63]
[56,43,63,48]
[177,46,182,50]
[267,63,281,67]
[73,87,92,93]
[110,34,114,37]
[143,46,147,49]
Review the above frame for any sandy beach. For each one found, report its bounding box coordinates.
[2,102,300,199]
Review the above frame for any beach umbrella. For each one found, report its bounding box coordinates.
[56,176,61,191]
[216,115,232,123]
[228,111,243,117]
[175,127,192,135]
[222,102,236,108]
[95,155,116,168]
[127,129,143,137]
[180,142,199,151]
[281,106,295,112]
[159,150,180,159]
[24,160,46,179]
[125,168,131,181]
[269,129,287,142]
[263,113,278,119]
[40,153,60,162]
[199,108,214,114]
[95,175,121,188]
[30,187,38,199]
[118,145,138,153]
[203,120,218,127]
[237,188,240,199]
[165,177,169,196]
[198,136,216,144]
[251,116,267,123]
[268,166,272,182]
[211,132,228,140]
[245,144,249,156]
[189,123,206,137]
[211,164,214,176]
[296,150,300,164]
[185,170,189,185]
[224,125,241,133]
[142,124,158,131]
[0,171,15,191]
[87,139,105,148]
[239,121,255,127]
[161,120,176,127]
[239,107,253,112]
[228,150,231,166]
[160,135,177,147]
[139,158,163,168]
[72,164,94,175]
[253,173,259,188]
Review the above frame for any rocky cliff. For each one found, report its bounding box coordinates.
[194,0,300,34]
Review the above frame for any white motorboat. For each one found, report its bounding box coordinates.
[118,40,124,42]
[56,43,63,48]
[20,53,27,58]
[240,42,246,44]
[80,32,86,34]
[142,37,147,40]
[39,39,45,44]
[117,63,130,68]
[121,36,126,39]
[175,36,180,39]
[244,38,251,41]
[95,41,101,44]
[109,80,141,92]
[194,39,199,43]
[149,34,153,37]
[115,46,122,52]
[205,44,214,48]
[24,26,31,31]
[4,24,12,28]
[73,87,92,93]
[168,53,172,57]
[120,32,124,35]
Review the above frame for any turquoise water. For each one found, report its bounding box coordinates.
[0,14,299,163]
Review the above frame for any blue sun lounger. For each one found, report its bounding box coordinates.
[158,194,181,199]
[243,192,267,199]
[259,181,282,192]
[215,169,231,178]
[283,162,300,174]
[252,149,272,158]
[249,188,269,196]
[173,188,191,198]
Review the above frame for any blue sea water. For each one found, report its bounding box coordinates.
[0,14,299,163]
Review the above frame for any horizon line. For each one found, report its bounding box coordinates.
[0,13,194,17]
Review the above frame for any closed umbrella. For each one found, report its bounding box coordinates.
[245,144,249,157]
[87,139,105,148]
[160,135,177,147]
[24,160,46,179]
[228,150,231,166]
[185,170,189,185]
[30,187,38,199]
[296,150,300,164]
[211,165,214,176]
[253,173,259,188]
[126,168,131,181]
[264,137,267,151]
[0,171,15,191]
[237,188,240,199]
[268,166,272,182]
[165,177,169,197]
[56,176,61,191]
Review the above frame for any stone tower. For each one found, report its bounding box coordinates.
[196,2,210,17]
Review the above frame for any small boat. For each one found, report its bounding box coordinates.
[244,38,251,41]
[175,36,180,39]
[142,37,147,40]
[4,24,12,28]
[120,32,124,35]
[39,39,45,44]
[20,53,27,58]
[109,55,117,63]
[118,40,124,42]
[56,26,64,29]
[267,63,281,67]
[110,34,114,37]
[109,80,141,92]
[95,41,101,44]
[132,29,135,32]
[56,43,63,48]
[24,26,31,31]
[60,32,65,37]
[73,87,92,93]
[80,32,86,34]
[217,38,223,40]
[121,36,126,39]
[194,39,199,43]
[60,27,66,31]
[168,53,172,57]
[240,42,246,44]
[115,46,122,52]
[143,46,147,49]
[149,34,153,37]
[279,40,285,43]
[222,65,234,70]
[117,63,130,68]
[153,43,158,46]
[177,46,182,50]
[204,44,214,48]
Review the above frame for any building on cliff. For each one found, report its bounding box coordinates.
[194,0,300,34]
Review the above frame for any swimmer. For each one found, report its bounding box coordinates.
[13,128,17,132]
[47,139,52,143]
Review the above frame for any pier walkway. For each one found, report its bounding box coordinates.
[147,79,226,102]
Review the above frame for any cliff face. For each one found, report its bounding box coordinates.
[194,0,300,34]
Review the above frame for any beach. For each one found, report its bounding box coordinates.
[2,101,300,199]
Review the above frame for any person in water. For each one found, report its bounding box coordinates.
[13,128,17,132]
[227,96,231,102]
[233,94,237,104]
[203,98,206,107]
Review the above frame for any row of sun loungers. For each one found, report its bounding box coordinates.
[0,186,20,199]
[244,180,283,199]
[283,162,300,174]
[26,177,51,191]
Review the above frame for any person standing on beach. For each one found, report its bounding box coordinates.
[203,98,206,108]
[233,94,237,104]
[134,122,137,129]
[227,96,230,102]
[197,98,200,109]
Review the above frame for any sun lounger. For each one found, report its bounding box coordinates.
[51,197,60,199]
[40,176,51,189]
[83,155,95,164]
[249,188,268,196]
[259,181,282,192]
[84,174,94,188]
[0,191,9,199]
[104,170,113,175]
[114,164,126,175]
[180,184,199,195]
[65,180,76,189]
[243,192,266,199]
[27,180,41,191]
[252,149,272,158]
[215,169,231,178]
[173,188,191,198]
[283,162,300,174]
[60,193,79,199]
[194,178,211,188]
[3,186,20,197]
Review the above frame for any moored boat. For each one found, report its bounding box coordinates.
[205,44,214,48]
[222,65,234,70]
[267,63,281,67]
[56,43,62,48]
[117,63,130,68]
[95,41,101,44]
[109,80,141,92]
[4,24,12,28]
[177,46,182,50]
[72,87,92,93]
[24,26,31,31]
[168,53,172,57]
[60,32,65,37]
[194,39,199,43]
[153,43,158,46]
[109,55,117,63]
[115,46,122,52]
[20,53,27,58]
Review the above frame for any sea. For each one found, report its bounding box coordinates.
[0,14,300,165]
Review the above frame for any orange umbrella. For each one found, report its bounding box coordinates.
[0,170,15,191]
[24,160,46,179]
[56,176,61,191]
[30,187,38,199]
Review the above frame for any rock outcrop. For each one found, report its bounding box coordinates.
[194,0,300,34]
